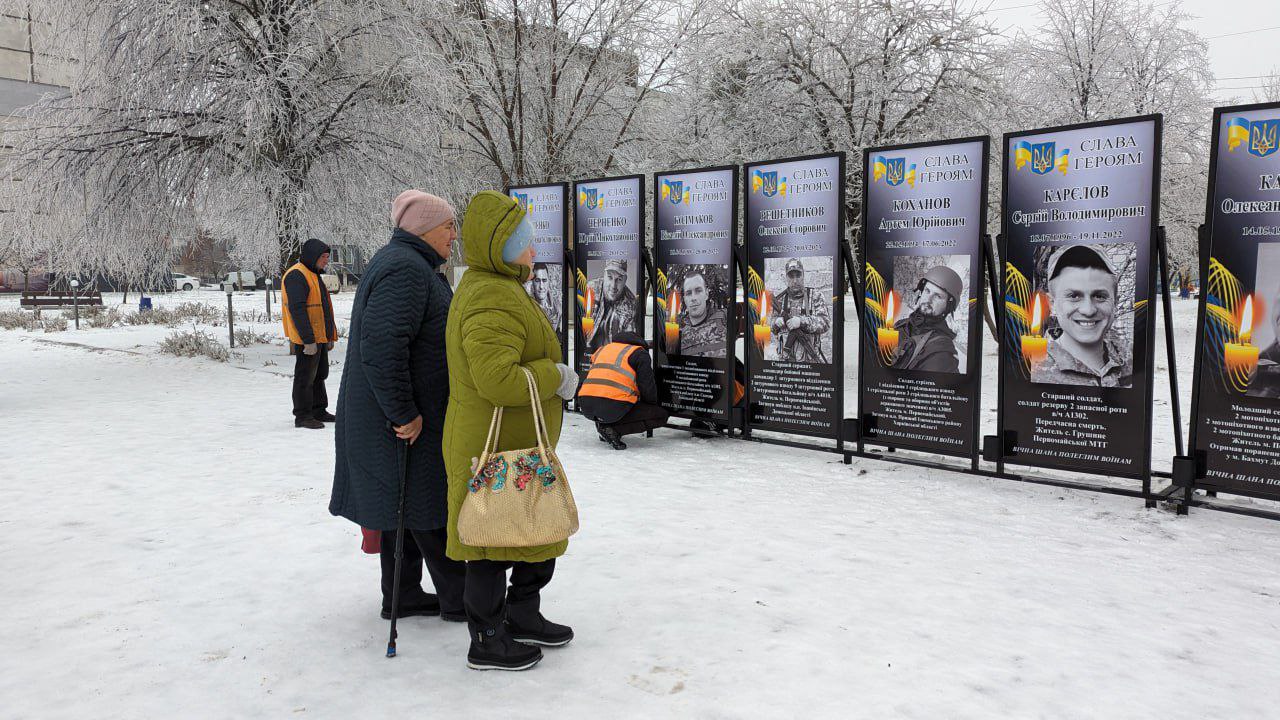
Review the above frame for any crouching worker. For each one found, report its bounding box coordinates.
[577,331,668,450]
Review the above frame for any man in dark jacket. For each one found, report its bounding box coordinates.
[577,331,668,450]
[281,238,338,429]
[892,265,963,374]
[329,190,466,621]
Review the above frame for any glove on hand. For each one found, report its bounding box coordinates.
[303,343,319,356]
[554,363,579,401]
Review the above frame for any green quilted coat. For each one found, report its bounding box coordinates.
[444,191,567,562]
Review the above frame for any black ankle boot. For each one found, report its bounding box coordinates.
[507,599,574,647]
[598,427,627,450]
[466,626,542,671]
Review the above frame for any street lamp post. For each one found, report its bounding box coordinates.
[70,279,80,330]
[223,281,235,348]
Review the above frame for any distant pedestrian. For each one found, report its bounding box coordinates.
[329,190,467,623]
[444,191,579,671]
[577,330,668,450]
[282,238,337,429]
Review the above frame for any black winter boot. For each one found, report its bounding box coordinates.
[381,591,441,620]
[689,420,722,438]
[295,417,324,429]
[598,426,627,450]
[507,599,574,647]
[314,410,337,422]
[466,626,543,671]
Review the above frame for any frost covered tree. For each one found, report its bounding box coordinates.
[1005,0,1214,267]
[413,0,717,192]
[2,0,436,279]
[670,0,999,228]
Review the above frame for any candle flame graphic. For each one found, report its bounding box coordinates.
[884,292,896,325]
[670,291,681,318]
[1240,295,1254,343]
[1030,294,1043,335]
[584,287,595,317]
[759,290,770,323]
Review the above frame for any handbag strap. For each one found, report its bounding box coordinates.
[520,366,553,460]
[476,366,553,469]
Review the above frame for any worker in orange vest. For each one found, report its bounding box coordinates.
[576,331,668,450]
[281,238,338,429]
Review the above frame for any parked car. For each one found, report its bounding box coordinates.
[171,273,201,291]
[225,271,257,290]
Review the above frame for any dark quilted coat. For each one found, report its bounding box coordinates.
[329,228,454,531]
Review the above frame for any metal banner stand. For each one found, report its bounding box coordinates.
[982,226,1184,506]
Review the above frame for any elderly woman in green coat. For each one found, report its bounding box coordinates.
[444,191,579,671]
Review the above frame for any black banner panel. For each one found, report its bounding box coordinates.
[744,153,845,437]
[998,116,1162,478]
[653,166,738,422]
[1189,102,1280,499]
[572,175,645,374]
[860,138,989,458]
[508,183,569,358]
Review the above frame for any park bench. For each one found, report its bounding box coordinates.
[19,289,104,308]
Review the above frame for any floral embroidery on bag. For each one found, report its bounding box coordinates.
[469,456,509,493]
[471,452,556,493]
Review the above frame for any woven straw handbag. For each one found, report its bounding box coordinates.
[457,366,579,547]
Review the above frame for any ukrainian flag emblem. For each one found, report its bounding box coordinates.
[752,170,786,197]
[511,192,529,213]
[661,179,690,205]
[881,157,916,187]
[578,187,599,209]
[1227,117,1279,158]
[1015,140,1069,175]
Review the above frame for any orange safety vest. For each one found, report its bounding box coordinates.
[281,263,332,344]
[578,342,641,404]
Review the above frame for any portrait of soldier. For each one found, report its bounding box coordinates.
[586,258,637,349]
[524,262,562,333]
[669,266,727,358]
[769,257,831,363]
[891,264,963,374]
[1032,244,1134,388]
[1247,281,1280,399]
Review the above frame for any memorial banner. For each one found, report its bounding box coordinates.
[508,183,569,358]
[1189,102,1280,500]
[572,174,645,373]
[998,116,1161,478]
[744,153,845,437]
[653,166,738,422]
[859,137,988,458]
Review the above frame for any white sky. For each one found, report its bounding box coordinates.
[980,0,1279,102]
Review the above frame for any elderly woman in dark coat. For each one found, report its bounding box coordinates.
[329,190,466,621]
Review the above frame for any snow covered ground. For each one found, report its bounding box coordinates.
[2,291,1280,718]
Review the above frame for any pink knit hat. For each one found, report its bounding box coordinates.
[391,190,455,237]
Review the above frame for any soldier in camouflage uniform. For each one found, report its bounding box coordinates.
[586,258,636,349]
[670,268,726,358]
[770,258,831,363]
[525,262,562,334]
[1032,245,1133,387]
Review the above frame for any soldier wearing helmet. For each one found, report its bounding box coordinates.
[891,264,963,373]
[769,257,831,362]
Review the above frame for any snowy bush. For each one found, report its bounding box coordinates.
[158,329,230,362]
[0,309,37,330]
[43,315,69,332]
[83,306,123,329]
[233,327,274,346]
[172,302,222,325]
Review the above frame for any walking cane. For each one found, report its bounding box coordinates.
[386,434,411,658]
